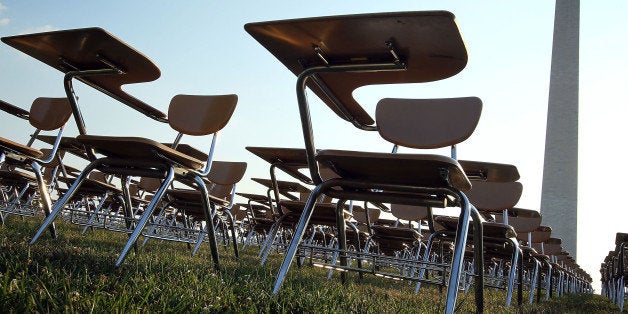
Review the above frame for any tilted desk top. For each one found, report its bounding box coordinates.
[0,99,29,120]
[245,11,467,126]
[36,135,90,160]
[251,177,310,194]
[246,146,311,184]
[2,27,165,122]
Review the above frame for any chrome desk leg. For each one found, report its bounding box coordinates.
[272,183,324,295]
[194,175,221,270]
[31,162,57,238]
[335,200,348,283]
[82,192,109,234]
[505,240,520,307]
[31,160,100,244]
[545,262,552,300]
[224,208,240,258]
[444,192,471,314]
[115,167,174,267]
[415,230,440,294]
[261,216,286,265]
[529,258,540,304]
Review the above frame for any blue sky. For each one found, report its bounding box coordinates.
[1,1,627,292]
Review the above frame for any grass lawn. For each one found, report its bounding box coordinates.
[0,216,623,313]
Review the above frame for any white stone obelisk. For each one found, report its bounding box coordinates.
[540,0,579,259]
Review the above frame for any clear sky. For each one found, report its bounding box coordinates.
[1,0,626,293]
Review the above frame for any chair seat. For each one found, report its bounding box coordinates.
[57,176,120,195]
[166,188,230,216]
[435,215,517,239]
[279,200,352,225]
[520,246,538,255]
[77,135,204,171]
[316,149,471,191]
[371,225,422,241]
[0,169,37,183]
[0,137,44,159]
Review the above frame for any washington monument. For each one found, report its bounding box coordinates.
[540,0,579,259]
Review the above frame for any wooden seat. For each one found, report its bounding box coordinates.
[495,208,543,243]
[436,216,517,239]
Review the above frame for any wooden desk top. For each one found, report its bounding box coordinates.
[0,99,29,120]
[245,11,467,126]
[2,27,165,121]
[36,135,89,160]
[251,177,311,199]
[246,146,311,183]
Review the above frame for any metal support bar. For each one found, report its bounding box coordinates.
[115,167,175,267]
[296,63,406,185]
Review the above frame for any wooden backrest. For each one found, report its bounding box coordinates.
[376,97,482,149]
[208,183,234,200]
[29,97,72,131]
[139,177,162,193]
[128,183,140,196]
[495,207,542,234]
[206,161,247,185]
[299,191,332,203]
[528,226,552,244]
[464,181,522,212]
[168,94,237,136]
[231,204,248,221]
[391,204,429,222]
[533,237,562,255]
[352,206,381,224]
[88,171,107,182]
[318,163,340,181]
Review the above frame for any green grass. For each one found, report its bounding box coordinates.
[0,216,624,313]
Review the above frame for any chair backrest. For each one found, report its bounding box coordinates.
[298,191,332,203]
[139,177,162,193]
[128,183,140,196]
[206,161,247,185]
[29,97,73,131]
[208,183,235,201]
[391,204,429,222]
[231,204,248,221]
[168,94,238,136]
[495,207,542,235]
[88,171,108,183]
[375,97,482,149]
[352,206,381,225]
[528,226,552,244]
[464,181,522,212]
[532,237,562,255]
